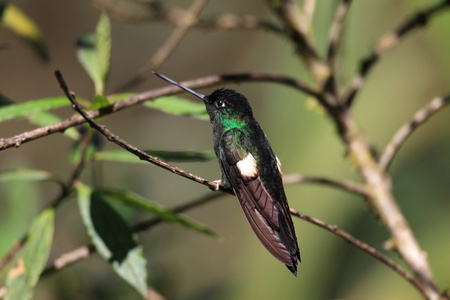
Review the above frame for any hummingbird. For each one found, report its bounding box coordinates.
[154,73,300,275]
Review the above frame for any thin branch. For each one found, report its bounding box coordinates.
[92,0,283,33]
[303,0,316,25]
[0,236,27,271]
[55,70,221,191]
[265,0,330,84]
[194,14,283,33]
[132,193,226,233]
[289,208,426,298]
[343,0,450,107]
[40,245,95,277]
[116,0,209,91]
[41,192,225,278]
[0,72,316,151]
[336,110,442,299]
[283,173,367,197]
[379,95,450,171]
[327,0,353,67]
[41,192,424,299]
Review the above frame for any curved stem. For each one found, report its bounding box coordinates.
[379,95,450,171]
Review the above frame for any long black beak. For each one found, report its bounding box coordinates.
[154,72,207,103]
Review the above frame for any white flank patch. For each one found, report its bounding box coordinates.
[276,156,282,175]
[237,153,258,178]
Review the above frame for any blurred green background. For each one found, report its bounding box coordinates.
[1,0,450,299]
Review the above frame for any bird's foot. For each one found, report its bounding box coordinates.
[212,180,221,191]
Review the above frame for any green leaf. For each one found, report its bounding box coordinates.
[99,188,219,237]
[93,149,215,163]
[76,183,147,298]
[0,97,69,123]
[0,1,49,61]
[76,13,111,95]
[106,93,136,103]
[144,96,209,120]
[0,169,56,183]
[5,208,54,300]
[88,94,110,110]
[0,96,79,139]
[95,13,111,91]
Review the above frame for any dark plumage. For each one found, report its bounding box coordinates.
[154,73,300,275]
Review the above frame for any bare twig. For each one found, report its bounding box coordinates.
[40,191,424,299]
[40,245,95,276]
[116,0,209,91]
[327,0,353,67]
[379,95,450,171]
[55,70,221,191]
[0,236,27,271]
[265,0,330,84]
[289,208,426,298]
[337,110,441,299]
[194,14,283,33]
[132,193,226,232]
[303,0,316,25]
[343,0,450,107]
[40,192,225,278]
[92,0,283,33]
[283,173,367,197]
[0,72,316,151]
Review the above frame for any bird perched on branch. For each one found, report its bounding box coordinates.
[155,73,300,275]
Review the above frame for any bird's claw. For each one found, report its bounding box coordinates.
[212,180,221,191]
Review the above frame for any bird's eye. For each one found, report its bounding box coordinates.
[215,100,226,108]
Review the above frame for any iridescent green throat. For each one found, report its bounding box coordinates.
[216,113,248,132]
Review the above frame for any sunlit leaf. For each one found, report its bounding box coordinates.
[76,183,147,298]
[0,96,79,139]
[144,96,208,120]
[95,13,111,91]
[93,149,215,163]
[88,94,110,110]
[0,97,69,123]
[76,13,111,95]
[0,0,48,61]
[5,209,54,300]
[99,188,219,237]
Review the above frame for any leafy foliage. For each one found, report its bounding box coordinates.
[4,209,54,300]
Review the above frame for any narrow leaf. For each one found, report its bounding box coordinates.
[77,33,101,94]
[93,149,215,163]
[0,97,69,123]
[100,188,219,237]
[144,96,208,120]
[0,169,56,183]
[95,12,111,90]
[5,209,55,300]
[76,183,147,298]
[0,1,49,61]
[76,13,111,95]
